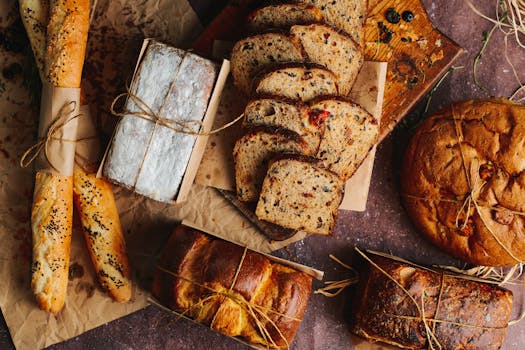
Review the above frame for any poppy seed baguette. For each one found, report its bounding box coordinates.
[290,23,363,96]
[256,156,344,235]
[311,97,378,180]
[247,3,324,32]
[233,128,310,202]
[243,97,322,154]
[255,64,339,102]
[230,32,305,94]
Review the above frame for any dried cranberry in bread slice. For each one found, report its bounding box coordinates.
[233,127,310,202]
[311,97,378,180]
[290,23,363,96]
[256,155,344,235]
[255,63,339,102]
[230,32,305,94]
[243,97,322,154]
[247,3,324,32]
[295,0,367,46]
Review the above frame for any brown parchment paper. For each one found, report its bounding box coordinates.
[194,61,388,212]
[37,84,80,176]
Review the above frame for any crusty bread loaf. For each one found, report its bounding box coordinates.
[290,23,363,95]
[230,32,305,94]
[402,99,525,266]
[295,0,367,46]
[152,225,313,349]
[311,97,378,180]
[256,156,344,235]
[73,167,132,302]
[45,0,89,87]
[233,128,310,202]
[247,3,323,32]
[255,64,339,102]
[350,254,513,349]
[20,0,90,313]
[243,97,322,154]
[31,172,73,313]
[19,0,48,79]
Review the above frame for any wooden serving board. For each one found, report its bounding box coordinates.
[192,0,464,142]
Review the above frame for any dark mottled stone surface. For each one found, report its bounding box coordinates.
[1,0,524,349]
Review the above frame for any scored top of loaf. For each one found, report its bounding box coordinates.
[104,40,218,203]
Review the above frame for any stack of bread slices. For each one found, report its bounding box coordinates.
[231,1,378,235]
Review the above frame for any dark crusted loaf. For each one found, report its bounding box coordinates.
[350,254,513,349]
[255,155,344,235]
[152,225,313,349]
[255,63,339,102]
[233,127,310,202]
[230,32,304,94]
[290,23,363,96]
[247,3,324,32]
[243,97,322,154]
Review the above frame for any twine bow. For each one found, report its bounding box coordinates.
[20,100,81,172]
[154,247,301,349]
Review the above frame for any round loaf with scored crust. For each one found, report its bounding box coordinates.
[401,99,525,266]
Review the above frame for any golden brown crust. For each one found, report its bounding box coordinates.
[152,225,313,348]
[401,99,525,266]
[350,255,513,349]
[73,167,131,302]
[19,0,49,78]
[45,0,90,87]
[31,172,73,313]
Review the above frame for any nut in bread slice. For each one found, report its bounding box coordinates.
[230,32,305,94]
[243,97,322,154]
[255,63,339,102]
[256,155,344,235]
[247,3,324,32]
[311,97,378,180]
[233,127,310,202]
[290,23,363,96]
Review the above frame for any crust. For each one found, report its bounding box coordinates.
[45,0,90,87]
[19,0,49,78]
[31,172,73,313]
[73,167,132,302]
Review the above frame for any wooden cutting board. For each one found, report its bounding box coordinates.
[192,0,464,142]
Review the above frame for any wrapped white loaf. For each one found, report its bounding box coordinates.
[104,40,218,203]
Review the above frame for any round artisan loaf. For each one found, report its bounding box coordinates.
[402,99,525,266]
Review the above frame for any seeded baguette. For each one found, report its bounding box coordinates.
[20,0,90,313]
[247,3,324,32]
[243,97,322,154]
[255,64,339,102]
[290,23,363,96]
[256,155,344,235]
[311,97,378,180]
[295,0,367,46]
[230,32,305,94]
[233,127,310,202]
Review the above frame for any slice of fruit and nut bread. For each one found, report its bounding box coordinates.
[247,3,324,32]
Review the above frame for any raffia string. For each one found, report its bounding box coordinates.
[403,104,524,264]
[154,247,300,350]
[20,100,81,172]
[314,255,359,297]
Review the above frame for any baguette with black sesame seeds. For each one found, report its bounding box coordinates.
[20,0,90,313]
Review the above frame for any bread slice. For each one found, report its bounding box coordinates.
[255,64,339,102]
[243,97,322,154]
[290,23,363,96]
[230,32,305,94]
[256,156,344,235]
[311,97,378,180]
[233,128,310,202]
[295,0,367,46]
[247,3,324,32]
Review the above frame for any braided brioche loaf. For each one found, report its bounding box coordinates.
[152,225,313,348]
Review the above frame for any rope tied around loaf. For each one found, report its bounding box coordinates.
[314,255,359,297]
[153,247,300,349]
[20,100,82,172]
[402,103,525,265]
